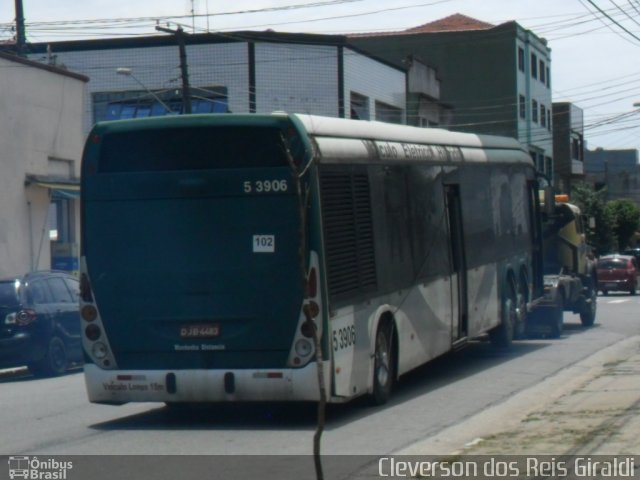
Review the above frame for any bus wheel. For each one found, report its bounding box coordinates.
[370,322,395,405]
[490,279,516,349]
[514,278,528,339]
[30,336,68,377]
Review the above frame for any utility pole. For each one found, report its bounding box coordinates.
[155,25,192,114]
[14,0,27,56]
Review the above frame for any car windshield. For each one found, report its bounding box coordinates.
[597,259,628,269]
[0,280,20,306]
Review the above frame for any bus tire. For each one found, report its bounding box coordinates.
[30,335,68,377]
[514,274,528,339]
[370,322,395,405]
[490,278,516,349]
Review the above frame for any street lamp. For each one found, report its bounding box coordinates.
[116,67,173,114]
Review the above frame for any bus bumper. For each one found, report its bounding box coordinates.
[83,362,330,404]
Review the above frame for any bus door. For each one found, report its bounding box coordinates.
[445,184,468,342]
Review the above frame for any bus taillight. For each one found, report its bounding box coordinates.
[81,304,98,322]
[300,318,316,338]
[295,339,313,357]
[307,267,318,297]
[80,273,93,302]
[85,324,101,341]
[92,342,108,360]
[303,301,320,319]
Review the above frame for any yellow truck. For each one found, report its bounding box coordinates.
[528,193,598,337]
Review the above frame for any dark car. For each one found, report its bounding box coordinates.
[0,271,82,376]
[596,254,638,295]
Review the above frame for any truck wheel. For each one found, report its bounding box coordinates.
[580,287,597,327]
[548,301,564,338]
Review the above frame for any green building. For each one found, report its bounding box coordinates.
[351,13,553,179]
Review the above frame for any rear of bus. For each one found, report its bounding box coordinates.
[79,114,323,404]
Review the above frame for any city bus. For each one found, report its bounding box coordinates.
[79,112,542,405]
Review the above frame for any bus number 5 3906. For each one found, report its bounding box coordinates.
[333,326,356,351]
[243,179,288,193]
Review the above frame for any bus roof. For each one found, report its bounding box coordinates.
[291,113,524,152]
[288,114,532,166]
[91,112,525,151]
[88,112,532,167]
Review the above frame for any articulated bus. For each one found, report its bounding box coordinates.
[79,113,543,405]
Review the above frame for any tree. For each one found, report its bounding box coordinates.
[605,198,640,251]
[570,183,615,254]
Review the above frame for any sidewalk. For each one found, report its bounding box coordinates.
[399,336,640,456]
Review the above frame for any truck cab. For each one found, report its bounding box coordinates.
[528,193,597,336]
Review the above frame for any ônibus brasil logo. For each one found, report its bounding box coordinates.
[8,456,73,480]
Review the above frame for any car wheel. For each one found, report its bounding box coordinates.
[30,336,68,377]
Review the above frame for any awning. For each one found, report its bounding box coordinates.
[25,174,80,199]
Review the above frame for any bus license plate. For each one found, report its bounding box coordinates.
[180,324,220,338]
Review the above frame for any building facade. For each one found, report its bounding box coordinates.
[0,52,86,277]
[351,14,554,178]
[552,102,585,193]
[404,56,453,127]
[28,31,406,135]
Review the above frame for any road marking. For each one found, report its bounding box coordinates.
[607,299,630,304]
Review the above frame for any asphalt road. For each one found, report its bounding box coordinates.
[0,294,638,461]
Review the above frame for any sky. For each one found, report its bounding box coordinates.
[2,0,640,153]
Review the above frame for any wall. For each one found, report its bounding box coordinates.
[255,43,339,116]
[350,21,553,162]
[32,35,405,134]
[0,54,85,276]
[344,47,406,122]
[40,42,250,133]
[515,28,553,174]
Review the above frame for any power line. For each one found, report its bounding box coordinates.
[608,0,640,28]
[582,0,640,44]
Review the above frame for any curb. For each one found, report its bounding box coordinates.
[398,335,640,456]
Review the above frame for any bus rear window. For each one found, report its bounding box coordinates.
[98,126,287,172]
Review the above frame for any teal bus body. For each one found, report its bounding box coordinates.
[80,113,539,405]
